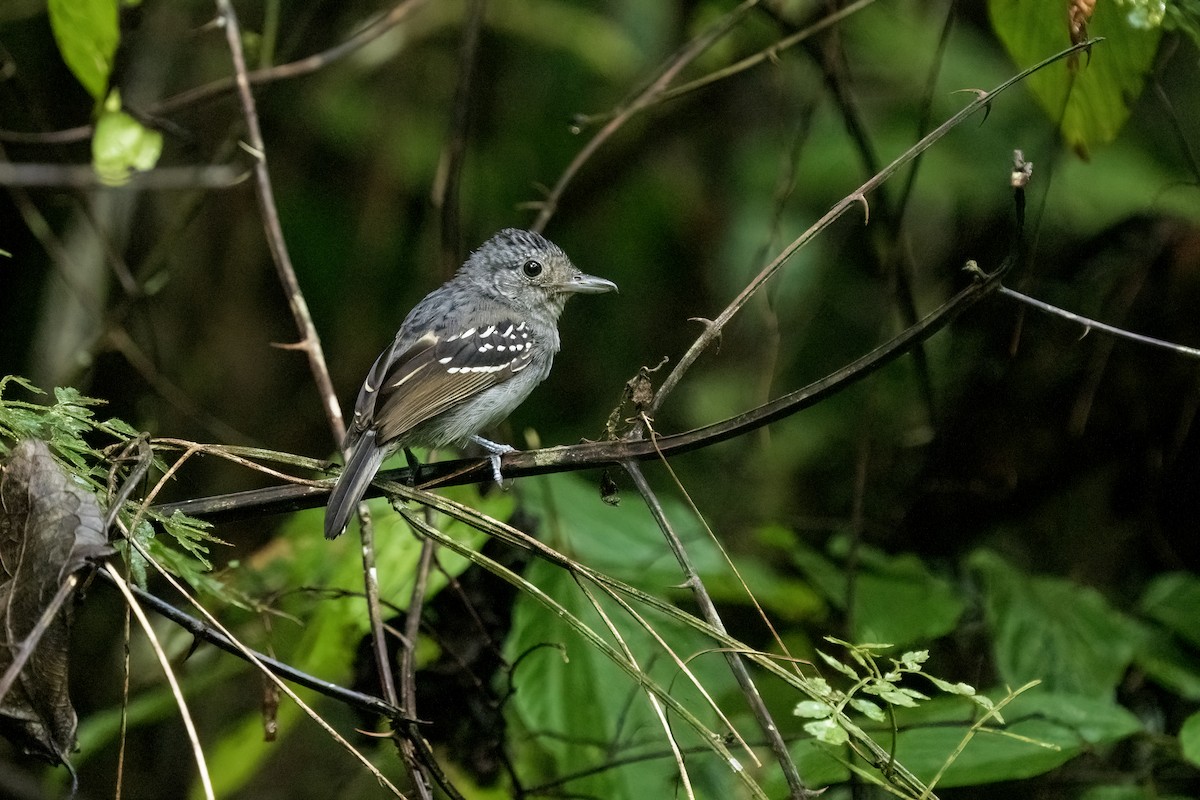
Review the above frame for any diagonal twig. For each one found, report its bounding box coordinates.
[648,37,1100,416]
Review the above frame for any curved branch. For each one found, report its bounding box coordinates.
[153,256,1011,523]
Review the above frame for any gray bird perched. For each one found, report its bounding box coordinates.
[324,228,617,539]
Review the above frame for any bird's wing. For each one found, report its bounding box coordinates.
[350,320,537,446]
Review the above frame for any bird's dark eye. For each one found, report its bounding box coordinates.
[522,259,543,278]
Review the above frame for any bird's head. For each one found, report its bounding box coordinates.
[462,228,617,318]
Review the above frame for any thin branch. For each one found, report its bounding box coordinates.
[397,535,437,800]
[215,0,346,445]
[531,0,761,232]
[0,0,432,145]
[0,162,248,189]
[105,564,215,800]
[116,533,411,796]
[995,282,1200,358]
[622,461,812,799]
[89,568,405,719]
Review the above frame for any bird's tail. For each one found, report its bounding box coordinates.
[324,433,387,540]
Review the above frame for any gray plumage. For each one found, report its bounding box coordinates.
[324,228,616,539]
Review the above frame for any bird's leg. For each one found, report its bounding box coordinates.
[403,447,421,486]
[470,435,515,485]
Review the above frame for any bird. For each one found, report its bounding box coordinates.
[324,228,617,539]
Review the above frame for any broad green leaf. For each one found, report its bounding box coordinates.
[1135,630,1200,699]
[971,550,1147,696]
[1139,571,1200,647]
[47,0,119,100]
[787,738,851,790]
[505,559,737,799]
[884,690,1141,787]
[1180,710,1200,768]
[988,0,1161,155]
[791,537,965,647]
[93,94,163,185]
[522,473,820,620]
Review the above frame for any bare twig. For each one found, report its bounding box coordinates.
[105,564,216,800]
[215,0,345,444]
[90,568,405,719]
[0,0,433,146]
[994,282,1200,359]
[531,0,761,231]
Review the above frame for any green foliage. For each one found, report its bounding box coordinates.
[506,558,738,799]
[989,0,1161,155]
[886,691,1141,788]
[795,641,996,745]
[785,530,965,647]
[971,549,1146,696]
[92,91,163,185]
[46,0,118,100]
[1180,710,1200,768]
[0,375,221,596]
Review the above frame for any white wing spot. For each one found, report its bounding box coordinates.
[438,356,453,364]
[480,326,495,337]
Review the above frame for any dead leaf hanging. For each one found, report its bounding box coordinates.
[0,439,114,764]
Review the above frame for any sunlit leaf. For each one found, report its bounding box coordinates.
[47,0,118,100]
[988,0,1161,155]
[93,93,163,186]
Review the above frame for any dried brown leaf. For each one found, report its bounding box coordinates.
[0,439,113,764]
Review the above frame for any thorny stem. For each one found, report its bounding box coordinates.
[648,38,1100,416]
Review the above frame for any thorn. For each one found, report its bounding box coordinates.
[238,140,264,160]
[270,339,310,351]
[962,259,985,281]
[853,193,870,225]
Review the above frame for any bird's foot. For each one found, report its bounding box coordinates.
[470,435,515,485]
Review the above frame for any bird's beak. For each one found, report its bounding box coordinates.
[564,272,618,294]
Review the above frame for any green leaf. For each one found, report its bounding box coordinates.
[803,717,849,746]
[794,700,834,719]
[1135,629,1200,699]
[970,550,1147,696]
[815,649,860,680]
[92,94,163,185]
[793,538,965,647]
[505,559,738,799]
[523,474,821,620]
[788,738,851,789]
[47,0,119,100]
[988,0,1162,155]
[1139,571,1200,648]
[885,690,1141,787]
[849,698,886,722]
[1180,710,1200,768]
